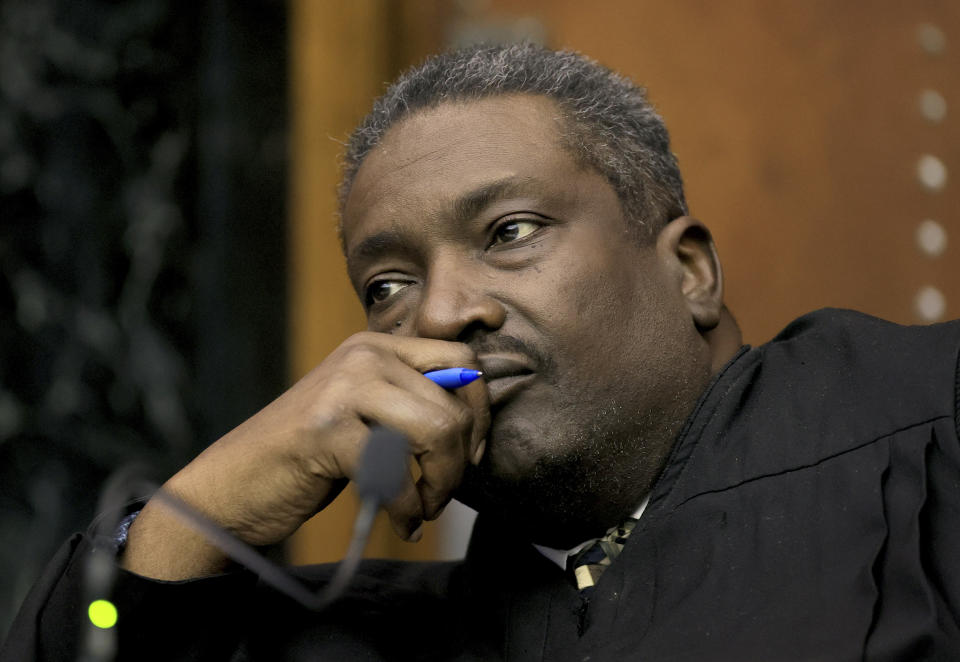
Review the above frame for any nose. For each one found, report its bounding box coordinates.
[413,254,506,341]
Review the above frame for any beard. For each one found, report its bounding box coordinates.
[456,331,704,548]
[456,399,671,548]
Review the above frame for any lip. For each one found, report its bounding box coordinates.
[478,354,536,407]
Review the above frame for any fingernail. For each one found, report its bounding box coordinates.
[471,439,487,465]
[408,524,423,542]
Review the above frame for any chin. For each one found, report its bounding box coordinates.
[476,410,552,483]
[457,435,591,536]
[456,401,652,543]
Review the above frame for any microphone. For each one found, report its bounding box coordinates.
[79,426,410,660]
[320,425,409,605]
[355,425,410,503]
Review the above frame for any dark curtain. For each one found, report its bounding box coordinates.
[0,0,287,639]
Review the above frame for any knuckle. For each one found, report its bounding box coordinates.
[423,415,454,442]
[430,405,472,439]
[341,342,384,369]
[449,404,473,433]
[345,330,379,346]
[304,409,338,437]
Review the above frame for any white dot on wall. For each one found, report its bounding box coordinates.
[918,89,947,123]
[916,219,948,257]
[917,154,948,191]
[917,23,947,54]
[915,286,946,322]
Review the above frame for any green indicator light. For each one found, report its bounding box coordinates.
[88,599,118,629]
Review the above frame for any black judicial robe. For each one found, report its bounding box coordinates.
[5,309,960,661]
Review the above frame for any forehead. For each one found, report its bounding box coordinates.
[341,95,582,251]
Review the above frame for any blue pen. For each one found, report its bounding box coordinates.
[424,368,483,389]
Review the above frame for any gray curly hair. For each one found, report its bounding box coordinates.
[339,43,687,239]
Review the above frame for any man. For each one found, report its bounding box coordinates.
[5,44,960,661]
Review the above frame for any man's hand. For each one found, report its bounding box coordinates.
[121,332,489,580]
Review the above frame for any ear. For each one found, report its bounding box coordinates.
[655,216,724,332]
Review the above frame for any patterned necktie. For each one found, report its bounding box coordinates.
[567,518,639,596]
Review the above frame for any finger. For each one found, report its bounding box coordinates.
[307,413,425,541]
[384,470,424,541]
[416,449,463,522]
[333,333,490,459]
[352,383,472,520]
[365,360,488,510]
[346,331,481,374]
[320,422,424,541]
[454,377,489,465]
[370,348,490,466]
[391,365,490,468]
[298,416,373,486]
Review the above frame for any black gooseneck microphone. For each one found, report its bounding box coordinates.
[322,425,410,602]
[79,426,410,661]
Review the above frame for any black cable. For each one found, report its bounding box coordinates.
[78,426,410,661]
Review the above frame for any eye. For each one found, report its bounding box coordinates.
[365,279,412,307]
[490,219,541,247]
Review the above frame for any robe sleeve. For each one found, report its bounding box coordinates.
[1,531,257,661]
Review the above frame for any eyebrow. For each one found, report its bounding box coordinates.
[347,229,414,278]
[451,176,536,224]
[346,176,541,273]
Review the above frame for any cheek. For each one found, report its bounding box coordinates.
[533,249,664,363]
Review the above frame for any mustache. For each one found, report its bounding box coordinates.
[468,334,556,374]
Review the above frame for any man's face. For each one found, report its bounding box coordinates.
[342,95,709,542]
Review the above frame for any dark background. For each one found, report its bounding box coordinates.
[0,0,287,640]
